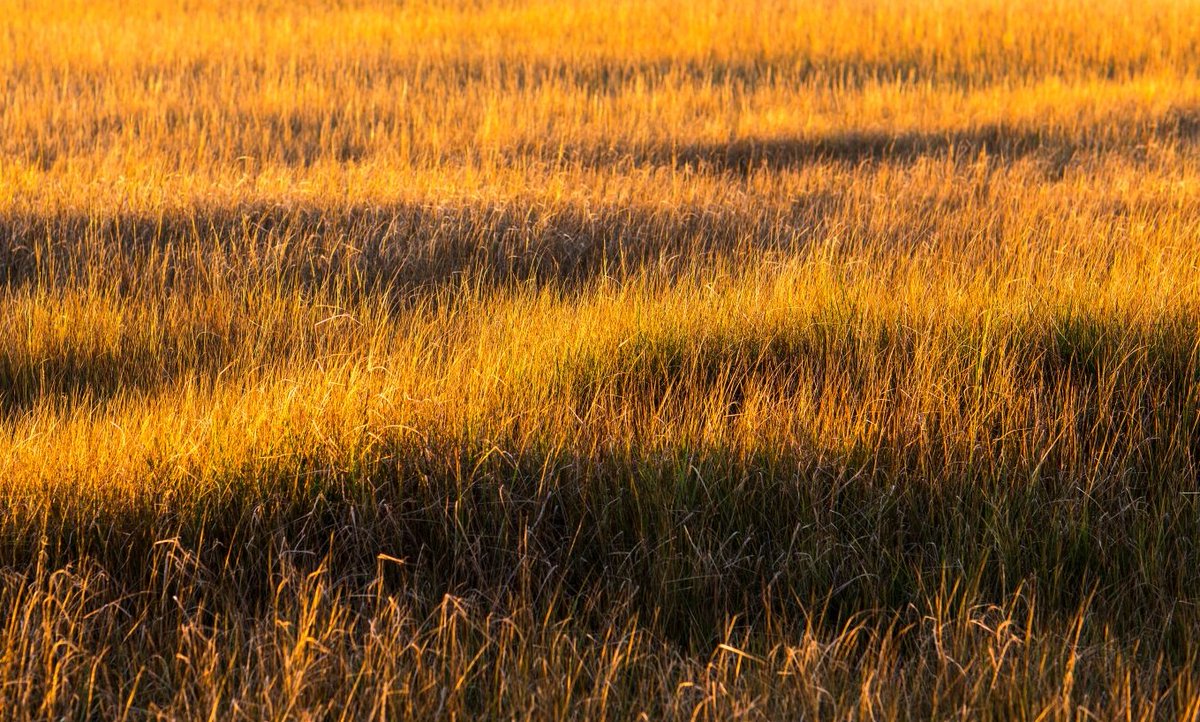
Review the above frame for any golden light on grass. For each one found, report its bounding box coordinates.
[3,0,1200,719]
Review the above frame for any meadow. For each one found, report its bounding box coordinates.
[4,0,1200,718]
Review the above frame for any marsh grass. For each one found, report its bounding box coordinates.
[4,0,1200,719]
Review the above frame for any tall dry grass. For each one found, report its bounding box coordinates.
[3,0,1200,719]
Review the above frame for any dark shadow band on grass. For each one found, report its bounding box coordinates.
[5,106,1198,297]
[3,308,1200,647]
[539,107,1200,177]
[0,196,834,296]
[12,59,1199,168]
[4,420,1199,652]
[7,99,1200,175]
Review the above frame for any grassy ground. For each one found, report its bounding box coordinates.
[4,0,1200,718]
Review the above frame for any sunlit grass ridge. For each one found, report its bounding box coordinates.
[4,0,1200,719]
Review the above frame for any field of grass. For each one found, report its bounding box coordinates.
[5,0,1200,718]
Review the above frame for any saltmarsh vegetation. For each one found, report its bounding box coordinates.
[4,0,1200,718]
